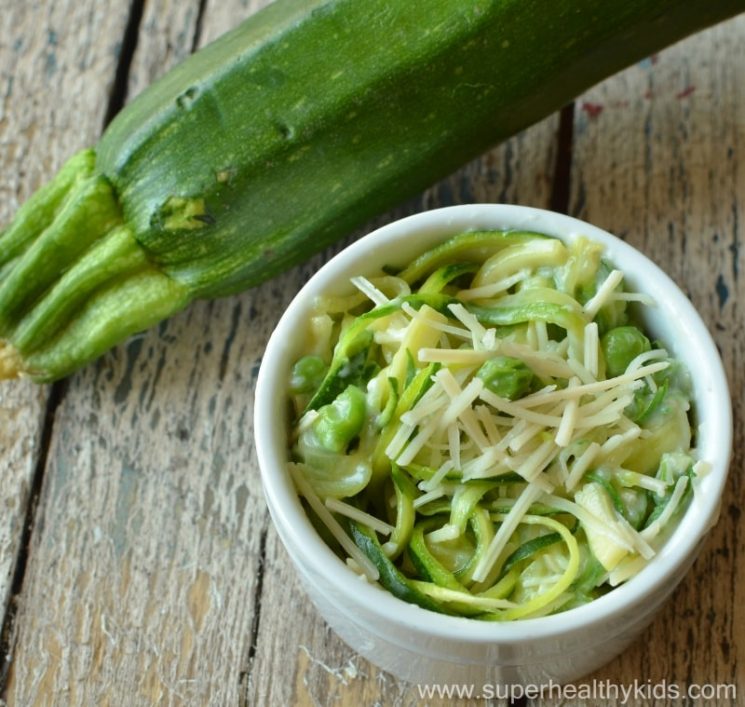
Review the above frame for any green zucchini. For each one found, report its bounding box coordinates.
[0,0,741,381]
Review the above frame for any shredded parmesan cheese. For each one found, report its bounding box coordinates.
[473,484,544,582]
[420,460,454,492]
[413,487,446,509]
[519,361,668,407]
[565,442,601,491]
[640,476,689,541]
[291,467,379,581]
[608,555,648,586]
[583,269,624,319]
[584,322,599,378]
[448,303,488,348]
[610,292,656,306]
[555,377,580,447]
[599,427,641,457]
[325,498,395,536]
[351,276,389,306]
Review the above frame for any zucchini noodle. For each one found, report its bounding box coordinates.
[287,230,702,620]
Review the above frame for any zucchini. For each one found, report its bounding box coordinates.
[0,0,741,381]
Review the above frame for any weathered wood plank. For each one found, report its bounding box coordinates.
[199,0,267,44]
[0,0,132,622]
[4,1,269,704]
[125,0,203,103]
[561,15,745,705]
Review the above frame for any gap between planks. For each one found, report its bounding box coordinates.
[550,102,576,215]
[102,0,146,128]
[0,381,66,693]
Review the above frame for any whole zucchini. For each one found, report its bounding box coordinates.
[0,0,741,381]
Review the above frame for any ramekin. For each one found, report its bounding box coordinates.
[254,204,731,685]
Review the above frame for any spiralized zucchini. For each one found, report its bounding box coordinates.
[287,230,704,620]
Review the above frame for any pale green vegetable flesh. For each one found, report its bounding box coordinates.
[288,230,700,620]
[476,356,536,400]
[602,326,651,377]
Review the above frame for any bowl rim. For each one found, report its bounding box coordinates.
[254,203,732,644]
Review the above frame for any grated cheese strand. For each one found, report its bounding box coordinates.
[567,357,596,385]
[448,424,461,470]
[608,555,648,586]
[610,292,656,306]
[565,442,601,491]
[513,438,557,482]
[476,404,502,446]
[584,322,599,378]
[291,466,379,581]
[420,460,454,492]
[350,276,389,306]
[440,377,484,428]
[436,369,491,450]
[413,487,446,509]
[479,388,564,426]
[419,348,493,365]
[535,320,550,351]
[518,361,668,407]
[555,377,580,447]
[448,303,487,349]
[499,341,575,378]
[385,421,415,460]
[599,427,641,457]
[543,494,634,551]
[472,484,543,582]
[395,416,440,466]
[625,348,668,373]
[614,511,656,559]
[583,269,624,319]
[325,498,395,536]
[640,476,689,542]
[401,388,447,427]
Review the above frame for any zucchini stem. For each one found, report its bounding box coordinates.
[0,151,189,382]
[0,150,96,269]
[0,343,23,379]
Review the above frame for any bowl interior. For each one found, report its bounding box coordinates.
[254,204,732,643]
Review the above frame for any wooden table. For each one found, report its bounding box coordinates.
[0,2,742,705]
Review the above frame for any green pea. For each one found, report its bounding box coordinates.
[313,385,367,453]
[476,356,534,400]
[289,355,327,395]
[601,326,651,377]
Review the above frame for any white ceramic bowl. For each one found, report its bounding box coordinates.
[254,204,731,686]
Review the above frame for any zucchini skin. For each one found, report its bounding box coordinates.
[0,0,743,380]
[98,0,744,299]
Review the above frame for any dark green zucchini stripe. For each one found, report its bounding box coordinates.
[1,0,741,381]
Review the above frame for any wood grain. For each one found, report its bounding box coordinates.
[0,0,131,618]
[5,1,278,704]
[125,0,203,104]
